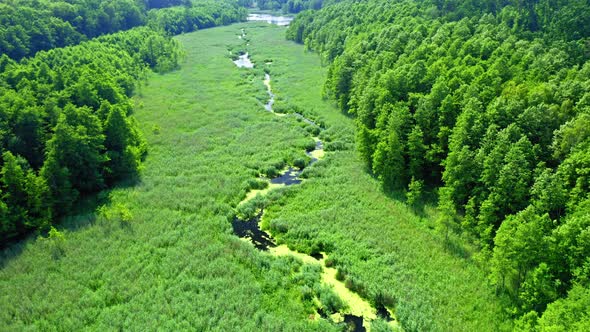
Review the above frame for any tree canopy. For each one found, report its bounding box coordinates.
[0,0,247,60]
[287,0,590,328]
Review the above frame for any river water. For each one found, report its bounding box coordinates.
[230,73,375,331]
[247,14,294,26]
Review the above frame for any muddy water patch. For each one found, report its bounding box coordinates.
[238,28,247,39]
[270,167,302,185]
[307,138,324,161]
[270,244,386,331]
[293,112,318,126]
[231,211,275,251]
[344,314,366,332]
[240,183,282,206]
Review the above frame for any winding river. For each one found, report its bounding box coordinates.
[231,28,398,332]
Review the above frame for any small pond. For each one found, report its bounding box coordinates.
[234,53,254,68]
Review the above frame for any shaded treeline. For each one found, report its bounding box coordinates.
[0,0,247,61]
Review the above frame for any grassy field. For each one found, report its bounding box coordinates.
[1,22,509,331]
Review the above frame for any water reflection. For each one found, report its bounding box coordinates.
[231,211,276,251]
[343,314,366,332]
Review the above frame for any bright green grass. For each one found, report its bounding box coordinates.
[0,24,338,331]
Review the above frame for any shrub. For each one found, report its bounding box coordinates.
[304,139,317,152]
[318,286,346,314]
[46,226,66,259]
[264,166,279,178]
[336,268,346,281]
[152,124,161,135]
[98,203,133,223]
[293,158,307,169]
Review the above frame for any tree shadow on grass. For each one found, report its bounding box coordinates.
[0,176,141,269]
[382,185,436,219]
[380,183,478,263]
[443,233,475,261]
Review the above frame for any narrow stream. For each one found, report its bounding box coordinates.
[231,29,398,331]
[263,73,274,111]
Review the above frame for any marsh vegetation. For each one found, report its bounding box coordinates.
[2,0,590,331]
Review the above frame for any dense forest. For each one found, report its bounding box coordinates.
[0,0,246,60]
[147,1,247,35]
[288,0,590,329]
[0,28,178,242]
[0,0,246,243]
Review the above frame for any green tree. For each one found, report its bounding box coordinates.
[519,263,558,313]
[356,125,376,169]
[551,113,590,161]
[104,105,142,183]
[495,136,534,213]
[437,186,456,242]
[478,135,534,241]
[43,105,105,194]
[552,198,590,286]
[40,153,76,216]
[538,284,590,331]
[1,151,50,240]
[406,176,424,210]
[441,105,483,209]
[407,125,427,180]
[372,134,405,190]
[1,151,28,237]
[325,52,355,111]
[555,142,590,210]
[491,207,550,296]
[530,167,566,219]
